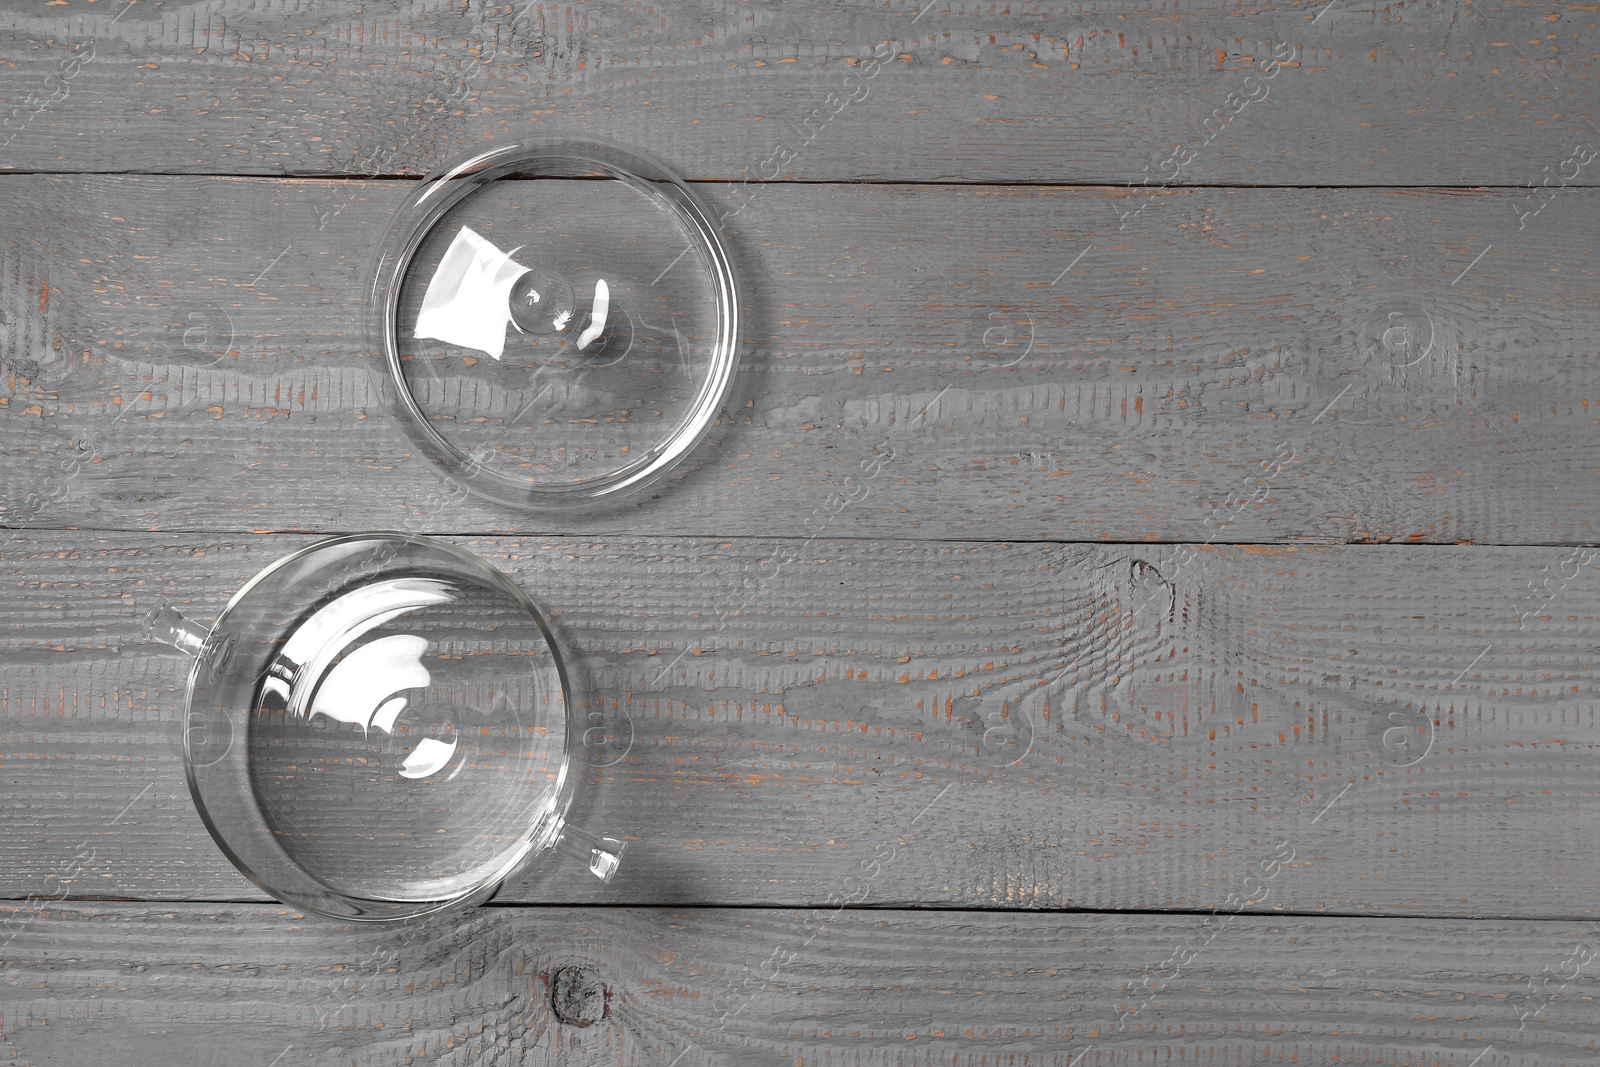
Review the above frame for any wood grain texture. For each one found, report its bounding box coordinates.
[2,0,1598,1049]
[3,531,1597,917]
[0,0,1596,187]
[4,177,1598,544]
[2,903,1594,1065]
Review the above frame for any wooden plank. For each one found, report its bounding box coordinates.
[5,178,1599,544]
[1,902,1593,1065]
[0,0,1597,188]
[4,531,1598,917]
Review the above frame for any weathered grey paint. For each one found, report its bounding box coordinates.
[3,0,1598,1059]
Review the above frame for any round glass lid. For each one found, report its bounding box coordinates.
[368,137,741,512]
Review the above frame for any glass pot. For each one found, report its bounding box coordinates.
[145,533,624,921]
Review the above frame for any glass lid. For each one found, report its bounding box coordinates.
[368,137,741,512]
[163,535,578,918]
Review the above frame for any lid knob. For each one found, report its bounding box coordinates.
[507,264,576,336]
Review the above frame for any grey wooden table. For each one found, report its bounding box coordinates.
[3,0,1598,1063]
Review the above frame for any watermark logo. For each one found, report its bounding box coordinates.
[979,702,1034,766]
[574,700,634,769]
[185,702,237,770]
[1366,703,1434,767]
[970,307,1035,369]
[1512,143,1596,232]
[169,307,236,367]
[1513,545,1596,631]
[1115,40,1297,232]
[951,691,1036,766]
[183,634,240,768]
[1514,939,1597,1030]
[1363,300,1434,367]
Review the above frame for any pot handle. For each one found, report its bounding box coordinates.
[143,601,208,659]
[555,822,627,882]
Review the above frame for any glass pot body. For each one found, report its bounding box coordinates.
[147,533,623,921]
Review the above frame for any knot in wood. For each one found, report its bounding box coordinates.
[550,964,607,1027]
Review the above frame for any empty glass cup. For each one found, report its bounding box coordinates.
[145,533,624,921]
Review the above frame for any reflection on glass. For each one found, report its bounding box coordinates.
[412,225,615,362]
[401,736,460,780]
[414,226,535,359]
